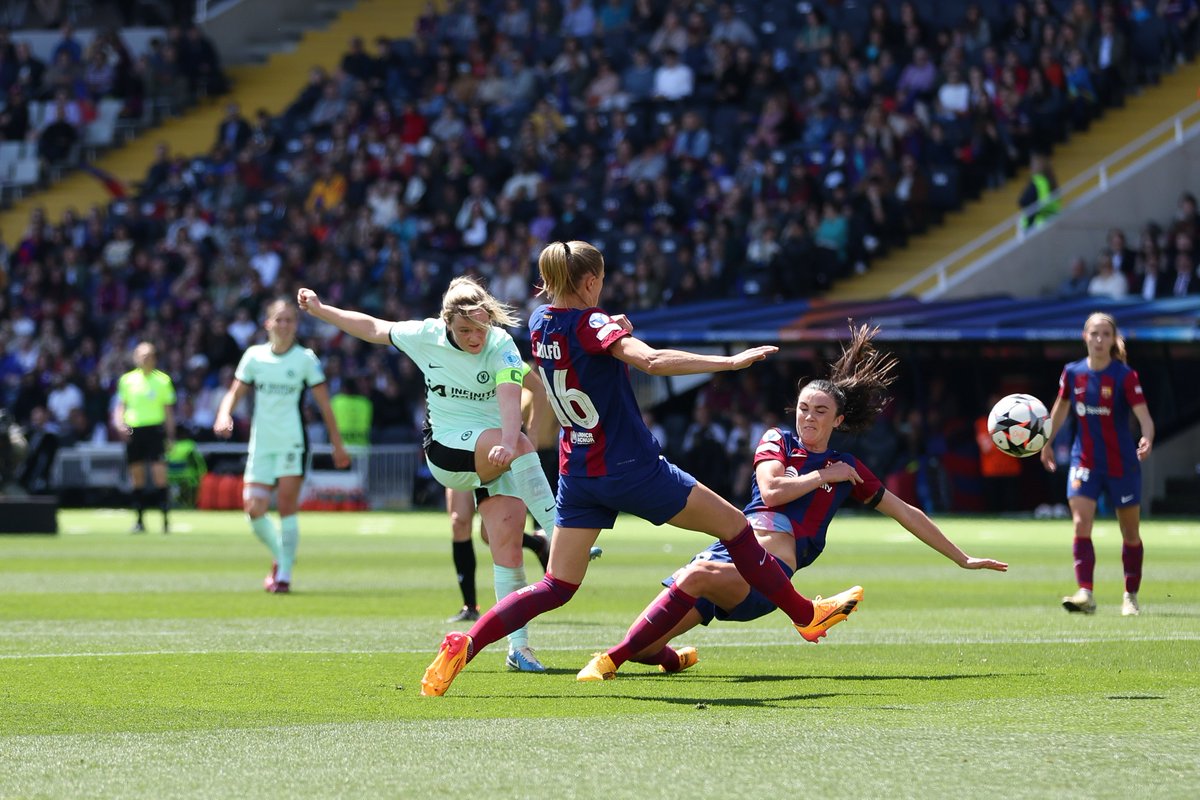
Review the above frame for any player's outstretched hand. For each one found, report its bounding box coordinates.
[962,556,1008,572]
[297,288,321,314]
[729,346,779,370]
[1039,444,1056,472]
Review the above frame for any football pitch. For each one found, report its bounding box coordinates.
[1,510,1197,799]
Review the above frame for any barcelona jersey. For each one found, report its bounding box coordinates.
[745,427,884,569]
[529,304,661,477]
[1056,358,1145,478]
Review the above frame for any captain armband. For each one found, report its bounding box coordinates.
[495,367,525,386]
[863,487,885,510]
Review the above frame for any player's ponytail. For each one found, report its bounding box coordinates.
[537,240,604,302]
[798,323,898,434]
[441,276,520,329]
[1086,312,1128,363]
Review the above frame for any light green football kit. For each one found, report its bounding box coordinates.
[388,318,526,493]
[234,343,326,485]
[390,318,559,660]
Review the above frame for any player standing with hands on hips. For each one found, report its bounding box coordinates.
[1041,312,1155,616]
[419,239,863,697]
[214,299,350,593]
[114,342,176,534]
[580,325,1008,680]
[298,277,562,671]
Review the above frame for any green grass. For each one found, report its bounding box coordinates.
[1,510,1198,799]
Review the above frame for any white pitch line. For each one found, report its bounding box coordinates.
[3,633,1200,659]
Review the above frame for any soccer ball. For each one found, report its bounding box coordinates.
[987,393,1052,458]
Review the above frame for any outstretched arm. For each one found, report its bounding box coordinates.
[610,333,777,377]
[876,491,1008,571]
[297,288,393,345]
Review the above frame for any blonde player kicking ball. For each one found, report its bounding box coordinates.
[214,299,351,593]
[298,278,561,672]
[578,324,1008,681]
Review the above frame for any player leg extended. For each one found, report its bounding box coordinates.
[578,557,749,681]
[477,493,546,672]
[420,522,605,696]
[639,465,861,644]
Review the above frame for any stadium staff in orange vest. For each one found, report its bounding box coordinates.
[113,342,177,534]
[976,394,1022,513]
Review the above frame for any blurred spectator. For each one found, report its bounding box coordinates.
[1134,246,1170,299]
[1088,251,1128,299]
[52,22,82,65]
[1169,250,1200,295]
[0,86,30,140]
[180,24,227,96]
[653,48,692,101]
[214,101,251,152]
[13,41,45,96]
[1018,154,1059,230]
[46,369,83,424]
[561,0,596,39]
[710,2,756,48]
[1058,255,1092,298]
[681,404,728,498]
[37,88,82,165]
[16,406,58,494]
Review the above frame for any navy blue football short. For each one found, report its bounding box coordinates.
[556,456,696,529]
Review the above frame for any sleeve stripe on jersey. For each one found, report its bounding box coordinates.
[756,442,781,455]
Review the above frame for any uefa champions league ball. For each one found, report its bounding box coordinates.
[987,393,1052,458]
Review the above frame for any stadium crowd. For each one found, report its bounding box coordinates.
[0,21,227,168]
[1058,189,1200,299]
[0,0,1193,505]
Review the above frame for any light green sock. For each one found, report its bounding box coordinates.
[493,564,529,650]
[278,515,299,583]
[248,515,281,561]
[508,452,557,536]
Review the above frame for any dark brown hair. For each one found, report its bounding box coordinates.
[796,323,898,434]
